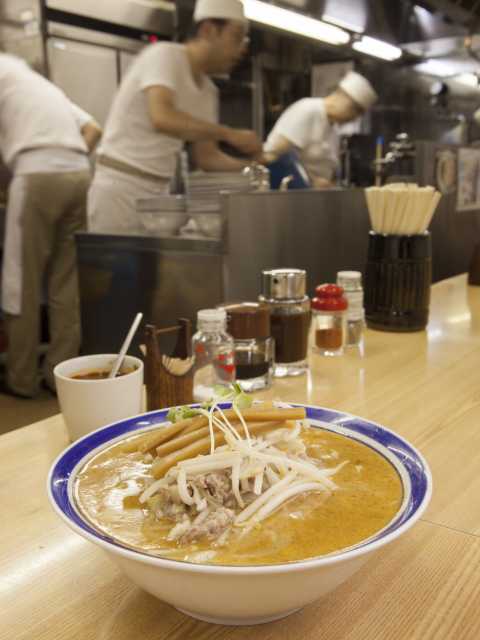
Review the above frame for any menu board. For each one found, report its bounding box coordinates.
[457,148,480,211]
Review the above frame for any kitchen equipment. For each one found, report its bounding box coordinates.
[136,195,188,237]
[373,133,417,186]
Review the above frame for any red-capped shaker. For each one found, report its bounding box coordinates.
[311,284,348,356]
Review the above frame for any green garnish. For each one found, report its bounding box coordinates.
[168,384,252,423]
[167,405,201,423]
[212,383,253,410]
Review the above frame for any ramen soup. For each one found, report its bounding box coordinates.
[71,367,137,380]
[75,403,403,565]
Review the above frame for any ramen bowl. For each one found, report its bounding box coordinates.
[47,404,432,626]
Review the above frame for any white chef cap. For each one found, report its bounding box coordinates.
[339,71,378,111]
[194,0,247,23]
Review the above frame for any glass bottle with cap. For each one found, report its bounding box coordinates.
[311,284,348,356]
[336,271,364,347]
[220,302,274,392]
[192,309,235,402]
[259,268,310,377]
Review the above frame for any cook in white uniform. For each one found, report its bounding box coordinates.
[88,0,262,234]
[0,53,101,397]
[264,71,378,189]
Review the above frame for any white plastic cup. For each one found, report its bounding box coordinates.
[54,354,144,442]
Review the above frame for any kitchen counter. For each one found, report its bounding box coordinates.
[76,186,480,354]
[1,274,479,640]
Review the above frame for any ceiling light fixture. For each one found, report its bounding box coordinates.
[454,73,480,89]
[352,35,403,61]
[413,59,457,77]
[322,13,365,33]
[242,0,350,46]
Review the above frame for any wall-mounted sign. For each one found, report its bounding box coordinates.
[457,148,480,211]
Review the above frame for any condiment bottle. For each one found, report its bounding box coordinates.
[220,302,274,392]
[311,284,348,356]
[259,269,310,377]
[336,271,364,347]
[192,309,235,402]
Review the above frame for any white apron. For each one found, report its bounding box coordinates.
[1,149,90,315]
[88,166,170,234]
[2,175,26,315]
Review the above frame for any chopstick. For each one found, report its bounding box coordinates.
[365,184,442,235]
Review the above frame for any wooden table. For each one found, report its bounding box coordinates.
[1,274,479,640]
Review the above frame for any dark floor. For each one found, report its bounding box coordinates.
[0,387,59,435]
[0,356,59,435]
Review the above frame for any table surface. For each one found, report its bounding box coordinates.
[1,274,479,640]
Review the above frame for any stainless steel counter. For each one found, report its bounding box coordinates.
[75,232,225,355]
[223,188,480,300]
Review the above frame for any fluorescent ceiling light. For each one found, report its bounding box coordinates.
[322,13,365,33]
[414,5,433,19]
[242,0,350,46]
[352,35,402,61]
[413,59,457,77]
[322,0,367,33]
[454,73,479,89]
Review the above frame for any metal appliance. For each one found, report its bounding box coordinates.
[373,133,418,184]
[42,1,175,125]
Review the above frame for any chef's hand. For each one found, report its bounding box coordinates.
[254,150,276,165]
[313,177,334,189]
[225,128,263,158]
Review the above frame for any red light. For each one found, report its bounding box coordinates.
[149,35,159,43]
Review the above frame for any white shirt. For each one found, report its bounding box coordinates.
[0,54,91,171]
[97,43,218,179]
[264,98,339,182]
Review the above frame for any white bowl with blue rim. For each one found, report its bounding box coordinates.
[47,404,432,626]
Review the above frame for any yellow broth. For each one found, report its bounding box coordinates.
[74,427,403,565]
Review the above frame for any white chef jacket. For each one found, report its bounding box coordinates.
[264,98,339,182]
[97,42,219,180]
[0,53,91,172]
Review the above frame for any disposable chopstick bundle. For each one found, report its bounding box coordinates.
[364,184,442,236]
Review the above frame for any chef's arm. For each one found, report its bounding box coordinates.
[192,141,252,172]
[81,120,102,153]
[146,86,262,157]
[262,134,294,164]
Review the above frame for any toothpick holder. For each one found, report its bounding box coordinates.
[144,318,195,410]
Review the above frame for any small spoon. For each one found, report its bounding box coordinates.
[108,313,143,379]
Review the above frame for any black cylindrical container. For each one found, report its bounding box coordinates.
[364,232,432,332]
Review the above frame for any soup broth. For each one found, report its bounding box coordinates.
[75,426,403,565]
[72,367,136,380]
